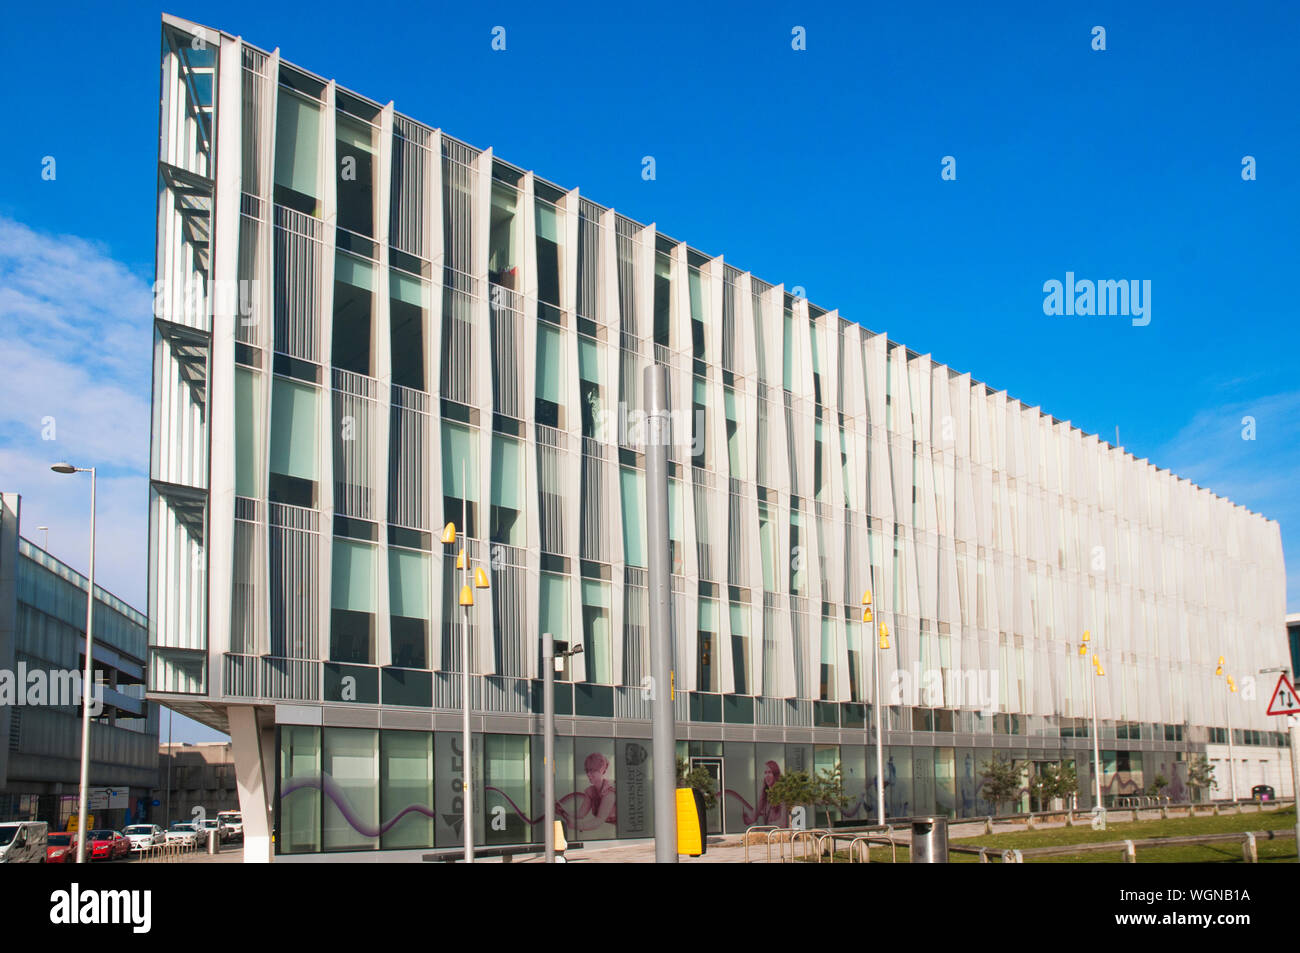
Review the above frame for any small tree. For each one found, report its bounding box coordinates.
[1148,774,1170,799]
[980,753,1022,814]
[1186,756,1216,802]
[1026,762,1077,811]
[765,764,848,822]
[1027,769,1051,813]
[675,757,717,809]
[1052,762,1079,804]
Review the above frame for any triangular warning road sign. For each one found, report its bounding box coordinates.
[1266,673,1300,716]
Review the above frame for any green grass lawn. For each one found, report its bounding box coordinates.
[813,807,1296,863]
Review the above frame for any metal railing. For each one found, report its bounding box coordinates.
[957,828,1295,864]
[744,823,900,863]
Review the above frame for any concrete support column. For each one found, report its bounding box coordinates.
[229,705,274,863]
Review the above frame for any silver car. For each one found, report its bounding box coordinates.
[165,822,201,847]
[123,824,166,850]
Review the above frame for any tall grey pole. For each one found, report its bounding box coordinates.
[543,633,555,863]
[1090,664,1101,809]
[1289,716,1300,858]
[461,467,474,863]
[75,467,96,863]
[644,366,677,863]
[1225,689,1237,802]
[874,638,884,826]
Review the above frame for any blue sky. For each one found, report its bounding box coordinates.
[1,2,1297,740]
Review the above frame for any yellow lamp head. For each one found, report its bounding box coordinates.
[1096,664,1105,677]
[474,566,490,589]
[456,549,466,570]
[441,522,457,545]
[1082,629,1090,643]
[878,622,890,651]
[459,584,474,607]
[861,589,872,607]
[862,607,873,623]
[1218,655,1225,667]
[1078,644,1087,656]
[1215,665,1224,677]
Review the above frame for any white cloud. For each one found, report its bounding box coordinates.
[0,216,152,607]
[1153,391,1300,610]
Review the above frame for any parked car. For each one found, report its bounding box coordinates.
[123,824,166,851]
[165,822,202,848]
[46,831,75,863]
[0,821,48,864]
[198,818,230,844]
[1252,784,1276,802]
[86,829,130,861]
[217,811,243,842]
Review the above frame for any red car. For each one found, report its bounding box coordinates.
[46,831,75,863]
[86,829,131,861]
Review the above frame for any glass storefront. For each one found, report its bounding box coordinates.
[274,725,1171,853]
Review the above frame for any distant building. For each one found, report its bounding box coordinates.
[0,493,159,830]
[152,741,239,826]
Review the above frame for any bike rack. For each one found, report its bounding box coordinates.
[743,826,779,864]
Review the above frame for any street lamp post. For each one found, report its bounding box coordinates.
[863,591,887,827]
[1216,656,1238,802]
[441,508,490,864]
[542,635,582,863]
[1078,631,1103,810]
[51,463,95,864]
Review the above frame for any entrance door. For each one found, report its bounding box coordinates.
[690,757,725,834]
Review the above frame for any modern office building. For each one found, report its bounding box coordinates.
[146,15,1291,859]
[0,493,158,830]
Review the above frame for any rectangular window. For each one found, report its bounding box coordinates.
[485,734,531,846]
[730,603,750,696]
[620,467,645,568]
[442,422,480,537]
[582,579,611,684]
[274,89,321,215]
[335,113,376,237]
[578,335,603,439]
[270,377,320,507]
[653,252,672,348]
[333,252,374,376]
[758,503,777,592]
[322,728,378,851]
[389,270,427,391]
[692,376,707,469]
[536,322,565,428]
[490,434,524,546]
[331,538,376,663]
[235,367,262,498]
[388,548,430,668]
[489,181,519,289]
[536,199,562,307]
[280,726,321,853]
[540,572,569,659]
[725,387,742,478]
[698,598,718,693]
[379,730,432,849]
[820,616,836,701]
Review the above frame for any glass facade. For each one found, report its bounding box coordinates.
[148,18,1292,853]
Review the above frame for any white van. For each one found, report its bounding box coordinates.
[0,821,49,863]
[217,811,243,842]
